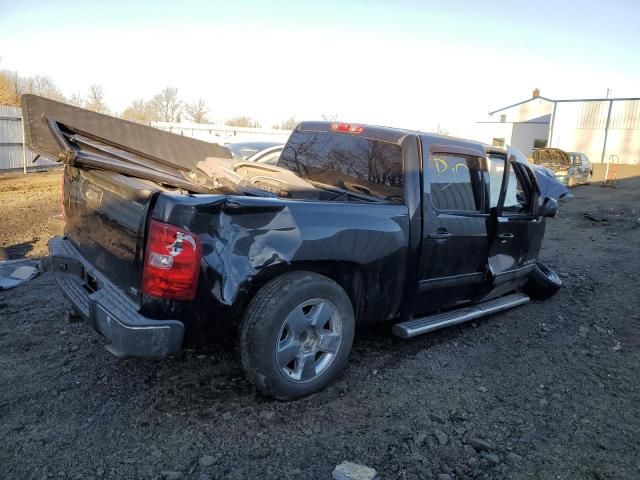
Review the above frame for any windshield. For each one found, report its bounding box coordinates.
[277,130,404,203]
[535,149,571,170]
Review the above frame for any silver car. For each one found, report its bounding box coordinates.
[226,142,283,165]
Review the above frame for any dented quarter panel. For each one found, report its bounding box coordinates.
[151,193,410,324]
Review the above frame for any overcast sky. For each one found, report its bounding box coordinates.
[1,0,639,134]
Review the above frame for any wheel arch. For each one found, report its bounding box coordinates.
[245,261,365,323]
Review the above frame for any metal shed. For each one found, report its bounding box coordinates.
[0,105,58,172]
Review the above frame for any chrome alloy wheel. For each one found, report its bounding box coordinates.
[275,299,343,382]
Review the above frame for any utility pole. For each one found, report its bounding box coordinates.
[600,100,613,164]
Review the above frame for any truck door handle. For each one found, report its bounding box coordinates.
[498,232,514,243]
[429,231,453,240]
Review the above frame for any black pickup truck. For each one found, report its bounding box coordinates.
[23,95,561,400]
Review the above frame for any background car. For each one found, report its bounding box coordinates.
[531,147,592,187]
[225,141,283,161]
[567,152,593,185]
[246,145,283,165]
[531,164,572,200]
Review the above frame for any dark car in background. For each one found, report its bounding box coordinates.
[531,147,592,187]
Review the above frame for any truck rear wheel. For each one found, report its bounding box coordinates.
[239,271,355,400]
[522,262,562,300]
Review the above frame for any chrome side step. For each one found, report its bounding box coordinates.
[392,293,530,339]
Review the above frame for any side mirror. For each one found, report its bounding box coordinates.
[539,196,558,218]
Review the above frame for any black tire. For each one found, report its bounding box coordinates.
[522,262,562,300]
[239,271,355,400]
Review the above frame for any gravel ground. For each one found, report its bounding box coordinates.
[1,171,639,480]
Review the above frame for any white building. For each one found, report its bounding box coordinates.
[475,90,640,164]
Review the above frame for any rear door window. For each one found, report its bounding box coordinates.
[429,154,483,212]
[278,130,404,203]
[502,164,530,213]
[487,154,506,208]
[487,155,530,213]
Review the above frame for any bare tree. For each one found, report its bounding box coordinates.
[225,116,261,128]
[433,123,450,136]
[321,113,339,122]
[278,116,297,130]
[85,84,110,114]
[32,76,65,101]
[121,99,159,125]
[152,87,182,122]
[1,68,69,106]
[0,71,19,106]
[4,71,20,105]
[17,74,66,102]
[68,92,84,107]
[184,98,209,124]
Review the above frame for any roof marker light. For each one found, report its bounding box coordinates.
[330,123,364,134]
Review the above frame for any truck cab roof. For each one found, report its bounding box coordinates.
[297,120,496,152]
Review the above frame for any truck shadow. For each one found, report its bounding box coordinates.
[0,241,35,260]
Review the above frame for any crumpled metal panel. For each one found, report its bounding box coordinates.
[0,259,43,290]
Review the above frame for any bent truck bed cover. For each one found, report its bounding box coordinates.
[21,94,231,172]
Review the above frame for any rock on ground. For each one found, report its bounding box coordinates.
[332,462,377,480]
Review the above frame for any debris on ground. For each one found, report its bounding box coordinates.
[465,436,496,452]
[160,471,182,480]
[198,455,218,467]
[582,212,608,222]
[432,428,449,446]
[332,462,377,480]
[0,259,42,290]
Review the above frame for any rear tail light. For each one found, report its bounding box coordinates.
[141,219,202,300]
[331,123,364,134]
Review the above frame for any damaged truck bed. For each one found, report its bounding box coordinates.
[23,94,562,400]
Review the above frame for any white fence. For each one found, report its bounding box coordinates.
[0,105,58,173]
[153,121,292,145]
